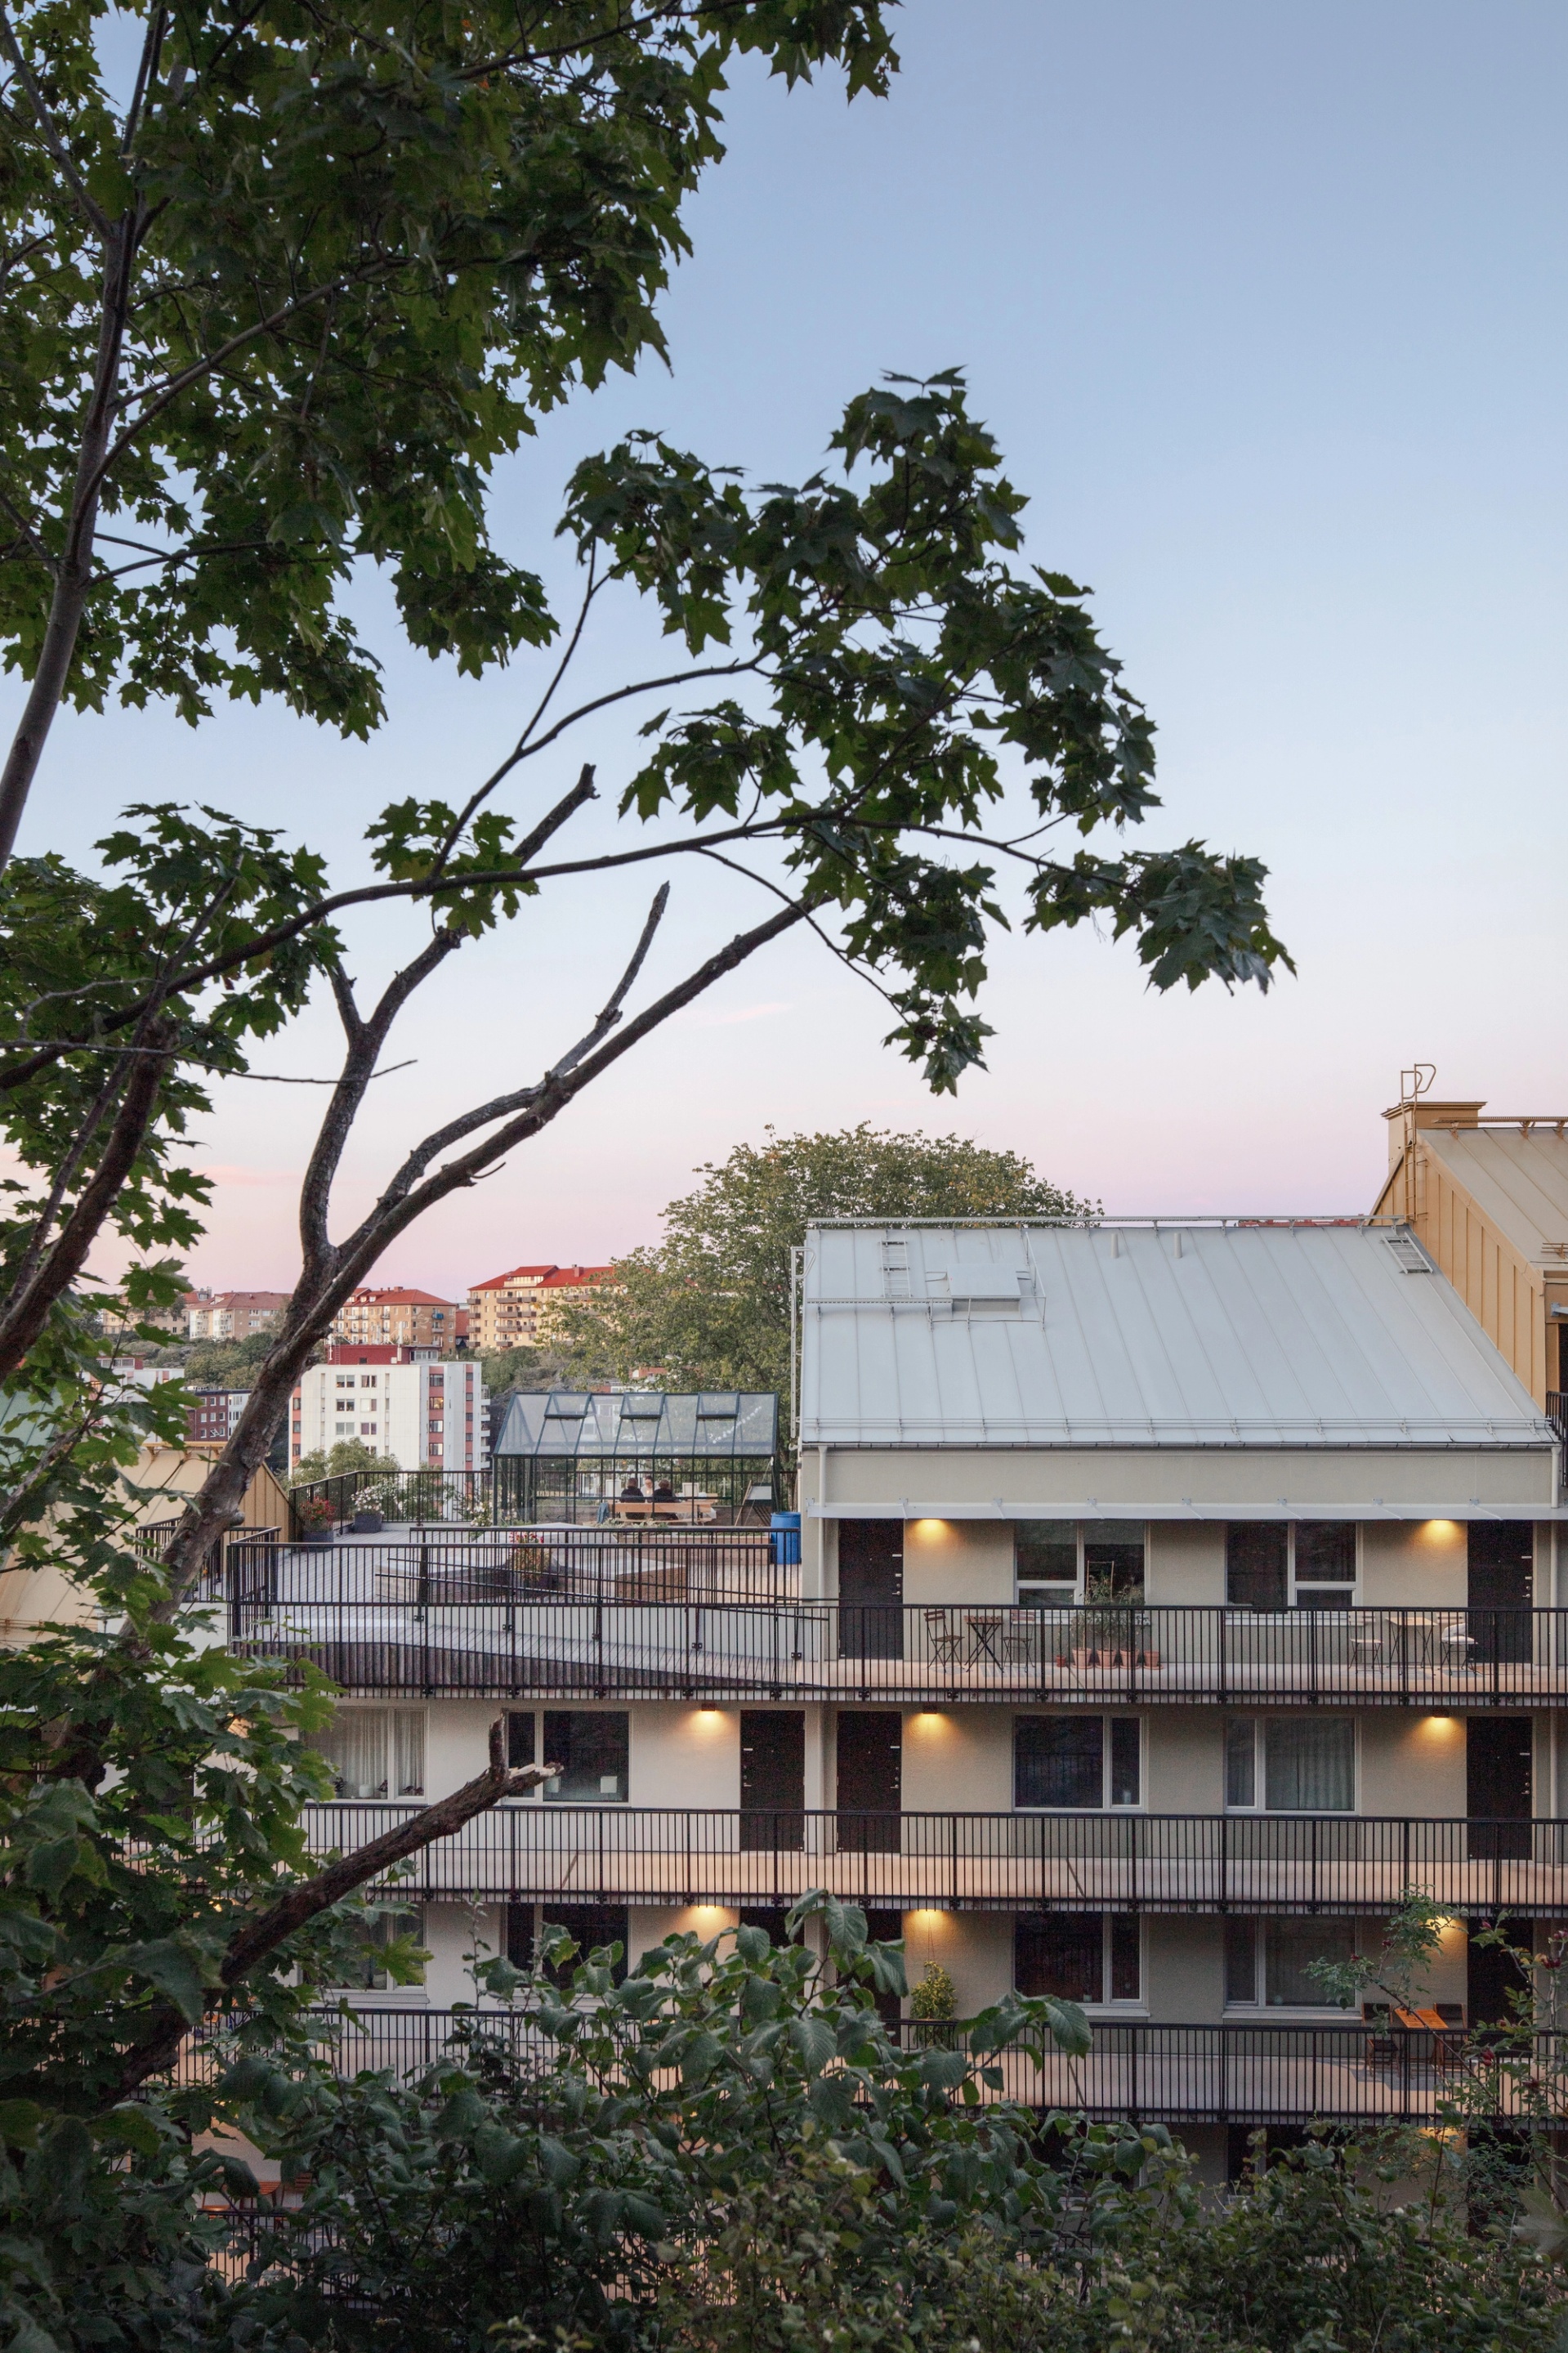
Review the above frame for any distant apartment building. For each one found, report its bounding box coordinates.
[100,1289,206,1339]
[187,1291,290,1341]
[467,1264,617,1352]
[329,1288,460,1352]
[290,1359,486,1473]
[185,1389,249,1446]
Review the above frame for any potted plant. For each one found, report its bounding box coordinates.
[350,1476,400,1535]
[295,1492,337,1545]
[910,1961,958,2050]
[1064,1572,1159,1670]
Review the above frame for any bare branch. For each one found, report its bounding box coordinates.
[0,1022,174,1378]
[111,1729,555,2098]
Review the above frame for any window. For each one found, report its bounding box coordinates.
[311,1709,426,1800]
[1224,1917,1358,2008]
[335,1906,425,1990]
[543,1711,628,1802]
[1016,1913,1141,2005]
[1226,1523,1357,1609]
[1014,1716,1141,1809]
[1015,1521,1145,1605]
[1225,1716,1354,1812]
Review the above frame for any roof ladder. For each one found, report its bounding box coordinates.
[882,1237,914,1301]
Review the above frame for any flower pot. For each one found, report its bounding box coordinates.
[351,1510,384,1534]
[301,1528,333,1546]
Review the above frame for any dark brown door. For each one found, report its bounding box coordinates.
[1467,1917,1534,2028]
[1468,1523,1534,1665]
[837,1711,901,1851]
[1467,1716,1533,1860]
[839,1520,904,1659]
[740,1710,805,1851]
[864,1907,905,2033]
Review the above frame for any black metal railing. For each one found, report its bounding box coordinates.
[1548,1391,1567,1445]
[225,1593,1568,1702]
[293,1804,1568,1915]
[287,1465,781,1537]
[183,2007,1568,2126]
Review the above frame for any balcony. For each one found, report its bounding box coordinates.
[217,2007,1567,2126]
[226,1562,1568,1704]
[301,1804,1568,1914]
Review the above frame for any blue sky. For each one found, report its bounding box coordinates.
[16,1,1568,1292]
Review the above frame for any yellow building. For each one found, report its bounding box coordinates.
[1374,1077,1568,1411]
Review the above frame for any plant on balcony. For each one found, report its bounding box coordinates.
[910,1958,958,2050]
[1064,1572,1159,1671]
[294,1493,338,1539]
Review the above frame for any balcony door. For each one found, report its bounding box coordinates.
[1468,1523,1534,1665]
[839,1520,904,1659]
[740,1710,805,1851]
[837,1711,902,1852]
[1467,1715,1532,1860]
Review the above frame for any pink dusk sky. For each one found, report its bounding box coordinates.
[12,2,1566,1301]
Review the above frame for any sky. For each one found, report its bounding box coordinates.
[11,0,1568,1296]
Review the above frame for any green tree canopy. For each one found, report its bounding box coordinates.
[559,1123,1093,1416]
[0,0,898,858]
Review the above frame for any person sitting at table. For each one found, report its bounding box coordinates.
[652,1480,676,1502]
[619,1478,645,1501]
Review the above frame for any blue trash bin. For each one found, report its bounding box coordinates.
[769,1510,802,1567]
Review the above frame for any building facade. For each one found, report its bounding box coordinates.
[290,1358,486,1472]
[329,1289,461,1352]
[186,1389,249,1446]
[468,1264,617,1353]
[187,1291,290,1340]
[268,1215,1568,2178]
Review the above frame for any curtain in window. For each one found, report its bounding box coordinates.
[1263,1917,1357,2006]
[1264,1716,1353,1812]
[315,1712,386,1799]
[394,1711,426,1796]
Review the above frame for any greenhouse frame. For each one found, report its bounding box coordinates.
[491,1390,780,1524]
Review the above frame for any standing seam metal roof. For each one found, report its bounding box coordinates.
[799,1221,1552,1448]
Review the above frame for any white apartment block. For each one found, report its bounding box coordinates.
[266,1201,1568,2181]
[291,1359,486,1471]
[188,1291,289,1340]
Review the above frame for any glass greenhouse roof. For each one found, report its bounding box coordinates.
[494,1390,778,1460]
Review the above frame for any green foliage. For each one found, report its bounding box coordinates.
[911,1962,956,2023]
[0,0,897,735]
[555,1123,1092,1418]
[182,1332,277,1389]
[288,1440,403,1488]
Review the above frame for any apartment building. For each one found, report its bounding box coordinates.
[468,1264,617,1352]
[186,1389,249,1446]
[329,1288,461,1352]
[261,1210,1568,2176]
[290,1358,486,1472]
[187,1291,289,1340]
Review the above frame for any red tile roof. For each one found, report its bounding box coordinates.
[469,1264,560,1291]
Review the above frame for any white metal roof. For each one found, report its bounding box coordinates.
[1418,1124,1568,1268]
[799,1220,1554,1451]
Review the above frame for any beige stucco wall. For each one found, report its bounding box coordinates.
[802,1445,1555,1516]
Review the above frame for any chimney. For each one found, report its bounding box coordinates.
[1382,1096,1485,1174]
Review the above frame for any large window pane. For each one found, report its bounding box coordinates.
[1110,1718,1141,1806]
[393,1710,425,1796]
[1015,1716,1102,1808]
[543,1712,629,1803]
[1263,1717,1353,1812]
[1227,1524,1287,1610]
[1224,1917,1258,2005]
[1109,1915,1141,2002]
[1295,1522,1356,1583]
[1083,1520,1144,1600]
[1016,1912,1102,2001]
[314,1711,386,1800]
[1016,1521,1077,1593]
[1225,1717,1256,1808]
[1263,1917,1357,2006]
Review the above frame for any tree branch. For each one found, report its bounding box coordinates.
[0,3,110,237]
[0,1022,175,1378]
[110,1728,555,2099]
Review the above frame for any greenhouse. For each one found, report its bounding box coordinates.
[492,1389,780,1524]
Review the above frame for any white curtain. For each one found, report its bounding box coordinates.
[394,1711,426,1796]
[1264,1917,1357,2006]
[315,1712,386,1799]
[1264,1716,1353,1812]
